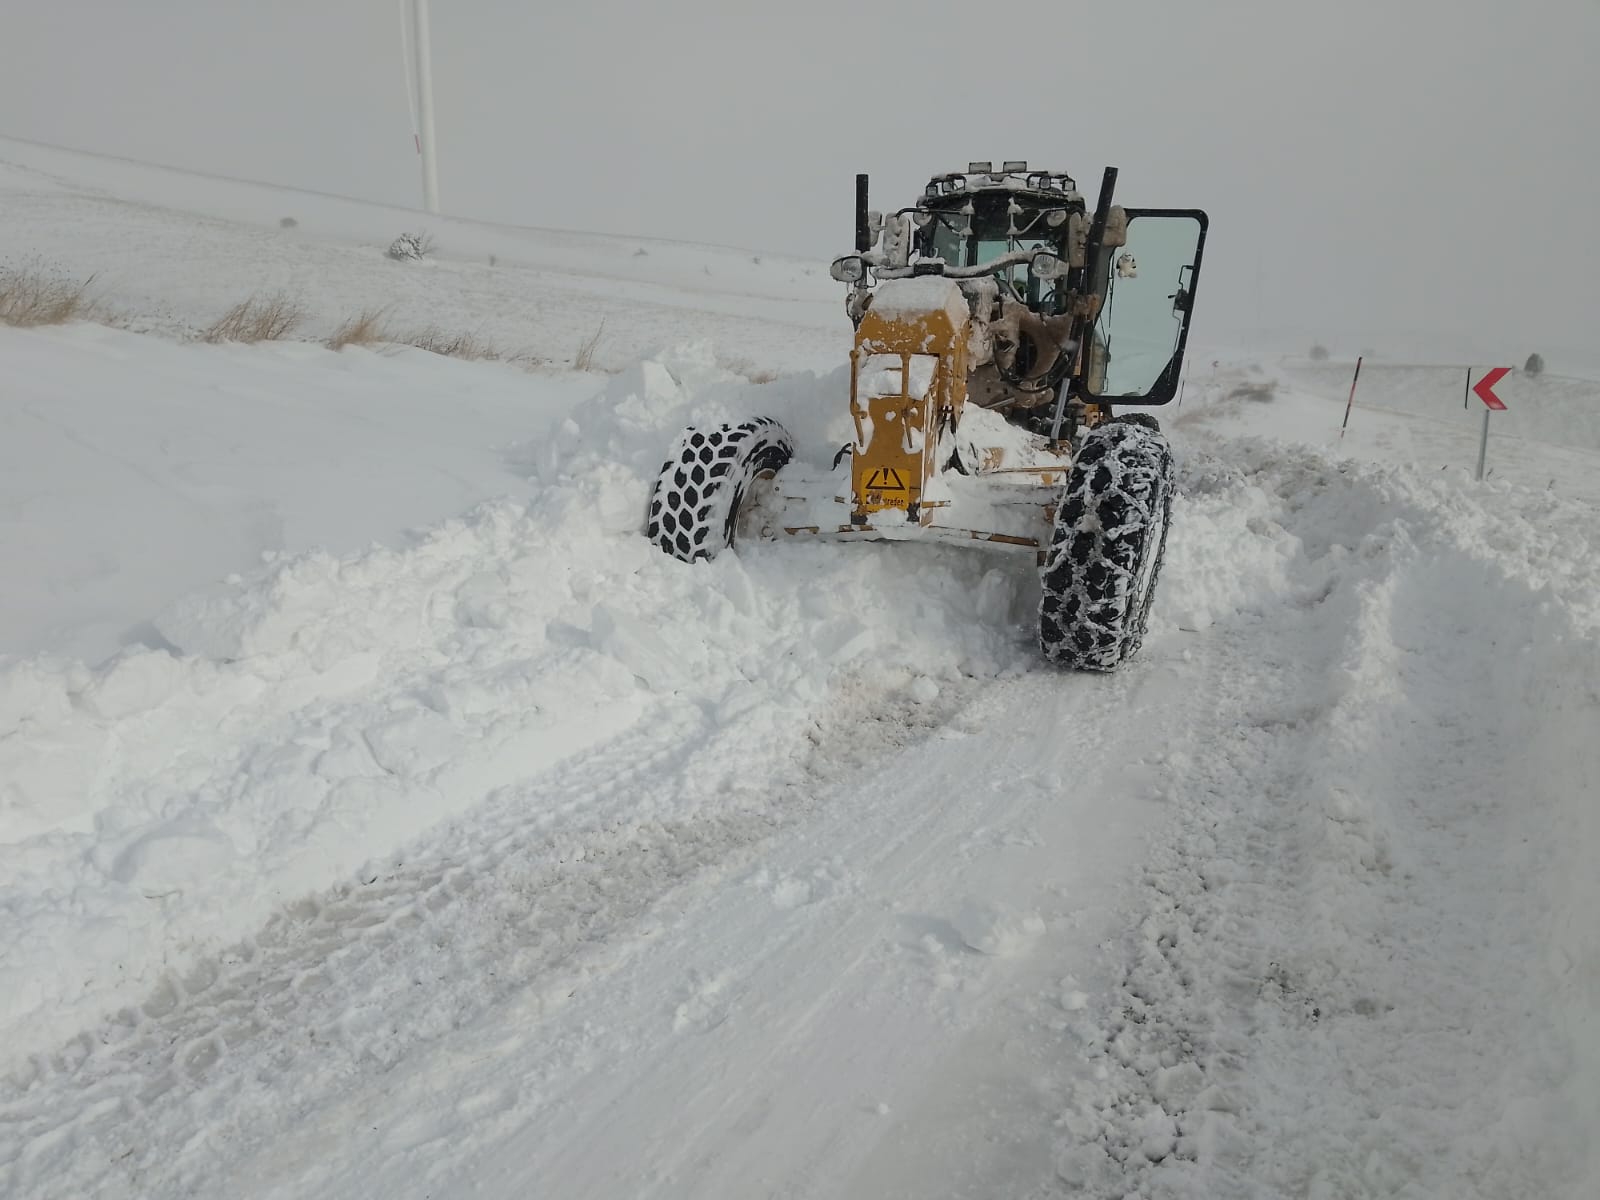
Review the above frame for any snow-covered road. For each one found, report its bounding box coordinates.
[2,143,1597,1199]
[7,438,1596,1200]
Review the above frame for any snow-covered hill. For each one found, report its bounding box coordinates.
[1,142,1596,1200]
[0,135,841,367]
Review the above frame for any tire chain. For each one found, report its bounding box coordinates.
[1039,418,1175,670]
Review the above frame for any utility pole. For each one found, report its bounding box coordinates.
[412,0,440,213]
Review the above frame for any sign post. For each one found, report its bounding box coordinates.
[1472,366,1509,480]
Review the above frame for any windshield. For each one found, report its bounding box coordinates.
[928,214,967,267]
[921,197,1071,302]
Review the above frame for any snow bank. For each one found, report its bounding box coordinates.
[1157,450,1300,632]
[0,323,600,662]
[0,344,1035,1062]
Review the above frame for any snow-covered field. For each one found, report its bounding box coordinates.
[2,141,1597,1199]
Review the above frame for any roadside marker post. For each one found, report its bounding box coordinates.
[1472,367,1510,481]
[1339,356,1363,440]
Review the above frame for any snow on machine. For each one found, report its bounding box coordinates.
[647,162,1208,669]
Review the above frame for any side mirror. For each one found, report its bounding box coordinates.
[830,255,867,284]
[882,213,913,268]
[1083,209,1208,405]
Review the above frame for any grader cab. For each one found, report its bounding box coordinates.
[646,163,1208,670]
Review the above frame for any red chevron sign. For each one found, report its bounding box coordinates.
[1473,367,1509,411]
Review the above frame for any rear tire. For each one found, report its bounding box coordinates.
[646,418,794,562]
[1039,417,1175,670]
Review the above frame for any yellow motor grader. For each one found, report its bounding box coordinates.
[647,162,1208,669]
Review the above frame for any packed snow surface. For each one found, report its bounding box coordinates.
[2,141,1597,1200]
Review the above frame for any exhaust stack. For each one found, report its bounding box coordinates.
[855,174,871,253]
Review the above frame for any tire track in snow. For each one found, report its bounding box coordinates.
[1048,448,1600,1199]
[0,675,973,1200]
[211,642,1206,1200]
[1050,529,1370,1195]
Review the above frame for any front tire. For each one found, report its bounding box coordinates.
[1039,417,1175,670]
[646,418,794,562]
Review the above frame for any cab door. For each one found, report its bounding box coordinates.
[1082,210,1208,405]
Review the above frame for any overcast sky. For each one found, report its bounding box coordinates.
[3,0,1595,360]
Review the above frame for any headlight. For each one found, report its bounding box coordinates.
[830,255,867,284]
[1029,251,1068,281]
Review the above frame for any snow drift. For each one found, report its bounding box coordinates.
[0,344,1038,1061]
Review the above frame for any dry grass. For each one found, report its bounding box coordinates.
[0,268,95,328]
[202,293,304,344]
[399,325,502,361]
[387,324,544,368]
[327,307,391,350]
[574,321,605,371]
